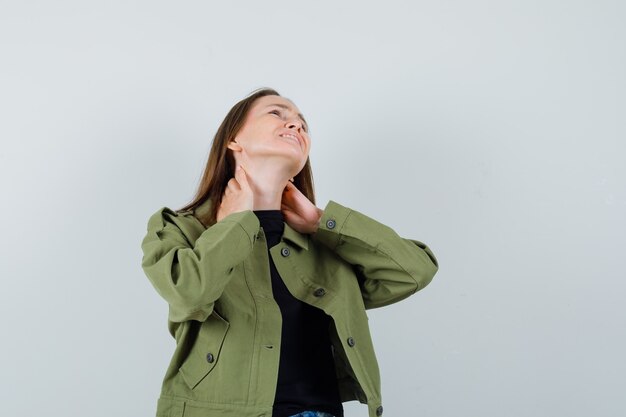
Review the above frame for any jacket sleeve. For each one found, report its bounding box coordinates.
[140,207,260,322]
[311,200,439,309]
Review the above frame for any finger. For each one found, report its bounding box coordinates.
[226,179,240,191]
[235,165,250,189]
[284,180,295,191]
[284,181,300,195]
[281,186,294,201]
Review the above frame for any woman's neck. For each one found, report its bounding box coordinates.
[242,162,293,210]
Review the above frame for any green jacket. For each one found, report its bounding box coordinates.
[140,198,439,417]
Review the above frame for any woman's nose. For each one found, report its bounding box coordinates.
[286,119,302,130]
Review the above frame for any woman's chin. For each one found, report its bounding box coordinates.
[247,151,306,172]
[264,147,307,163]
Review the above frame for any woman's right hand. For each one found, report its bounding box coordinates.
[217,165,254,222]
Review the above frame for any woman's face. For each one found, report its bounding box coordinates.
[228,95,311,175]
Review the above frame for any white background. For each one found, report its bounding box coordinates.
[1,1,625,416]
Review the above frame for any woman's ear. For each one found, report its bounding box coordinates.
[227,140,242,151]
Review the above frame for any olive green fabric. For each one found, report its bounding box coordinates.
[141,198,439,417]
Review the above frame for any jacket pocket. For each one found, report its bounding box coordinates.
[179,310,230,390]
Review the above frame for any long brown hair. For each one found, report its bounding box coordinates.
[177,87,316,227]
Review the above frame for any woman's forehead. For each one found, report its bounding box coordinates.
[254,95,300,113]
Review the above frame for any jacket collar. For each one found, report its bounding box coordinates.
[283,222,309,251]
[192,198,309,251]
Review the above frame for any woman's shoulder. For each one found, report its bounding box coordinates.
[187,197,214,227]
[148,198,213,223]
[144,201,210,242]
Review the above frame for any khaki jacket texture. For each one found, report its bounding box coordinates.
[140,198,439,417]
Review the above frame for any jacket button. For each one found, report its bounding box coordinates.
[376,405,383,416]
[326,219,336,229]
[281,247,290,257]
[206,352,215,363]
[347,337,356,347]
[313,288,326,297]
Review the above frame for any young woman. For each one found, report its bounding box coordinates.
[140,88,439,417]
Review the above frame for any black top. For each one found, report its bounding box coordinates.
[253,210,343,417]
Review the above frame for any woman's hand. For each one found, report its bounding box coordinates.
[281,180,323,234]
[217,165,254,222]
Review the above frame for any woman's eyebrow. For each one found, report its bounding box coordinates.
[265,103,308,129]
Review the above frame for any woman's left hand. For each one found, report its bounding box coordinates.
[281,180,323,235]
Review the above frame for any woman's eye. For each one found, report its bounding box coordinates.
[269,109,307,132]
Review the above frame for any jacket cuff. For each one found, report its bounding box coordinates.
[311,200,353,250]
[218,210,260,246]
